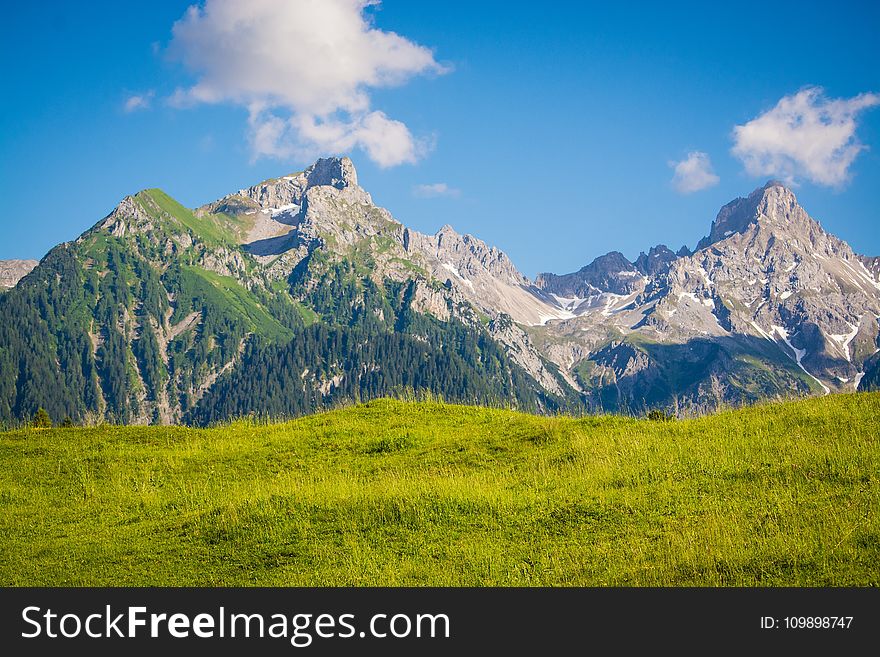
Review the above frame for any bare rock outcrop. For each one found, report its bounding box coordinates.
[0,259,38,289]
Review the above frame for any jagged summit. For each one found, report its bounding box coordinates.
[229,156,363,212]
[536,251,642,298]
[696,180,802,250]
[306,156,358,189]
[634,244,678,277]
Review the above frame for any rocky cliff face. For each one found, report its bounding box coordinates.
[0,260,38,289]
[487,313,568,395]
[859,255,880,284]
[404,225,564,326]
[231,156,360,211]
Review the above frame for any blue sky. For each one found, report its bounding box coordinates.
[2,0,879,277]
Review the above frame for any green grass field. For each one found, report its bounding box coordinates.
[1,394,878,586]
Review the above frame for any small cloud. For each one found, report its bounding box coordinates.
[732,86,880,187]
[670,151,720,194]
[167,0,448,168]
[413,183,461,199]
[123,91,155,113]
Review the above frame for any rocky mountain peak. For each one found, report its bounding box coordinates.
[306,156,358,190]
[588,251,634,272]
[696,180,806,250]
[435,224,461,245]
[634,244,679,277]
[399,222,568,326]
[234,156,362,211]
[536,250,642,297]
[418,224,525,284]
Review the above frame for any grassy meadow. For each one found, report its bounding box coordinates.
[1,393,878,586]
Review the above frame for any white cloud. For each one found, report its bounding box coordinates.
[670,151,720,194]
[124,91,154,113]
[732,87,880,187]
[413,182,461,199]
[168,0,447,167]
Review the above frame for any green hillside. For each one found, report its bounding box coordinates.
[1,393,878,586]
[0,185,566,426]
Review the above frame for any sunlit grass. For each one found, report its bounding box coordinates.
[1,393,878,586]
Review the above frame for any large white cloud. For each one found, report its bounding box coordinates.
[732,87,879,187]
[168,0,446,167]
[670,151,719,194]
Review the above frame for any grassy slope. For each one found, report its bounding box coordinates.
[178,266,292,341]
[138,189,236,246]
[1,394,878,586]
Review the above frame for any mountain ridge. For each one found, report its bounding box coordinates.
[1,156,878,425]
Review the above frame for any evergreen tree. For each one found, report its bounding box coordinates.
[32,407,52,428]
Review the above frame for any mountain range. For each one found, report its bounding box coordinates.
[1,156,878,425]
